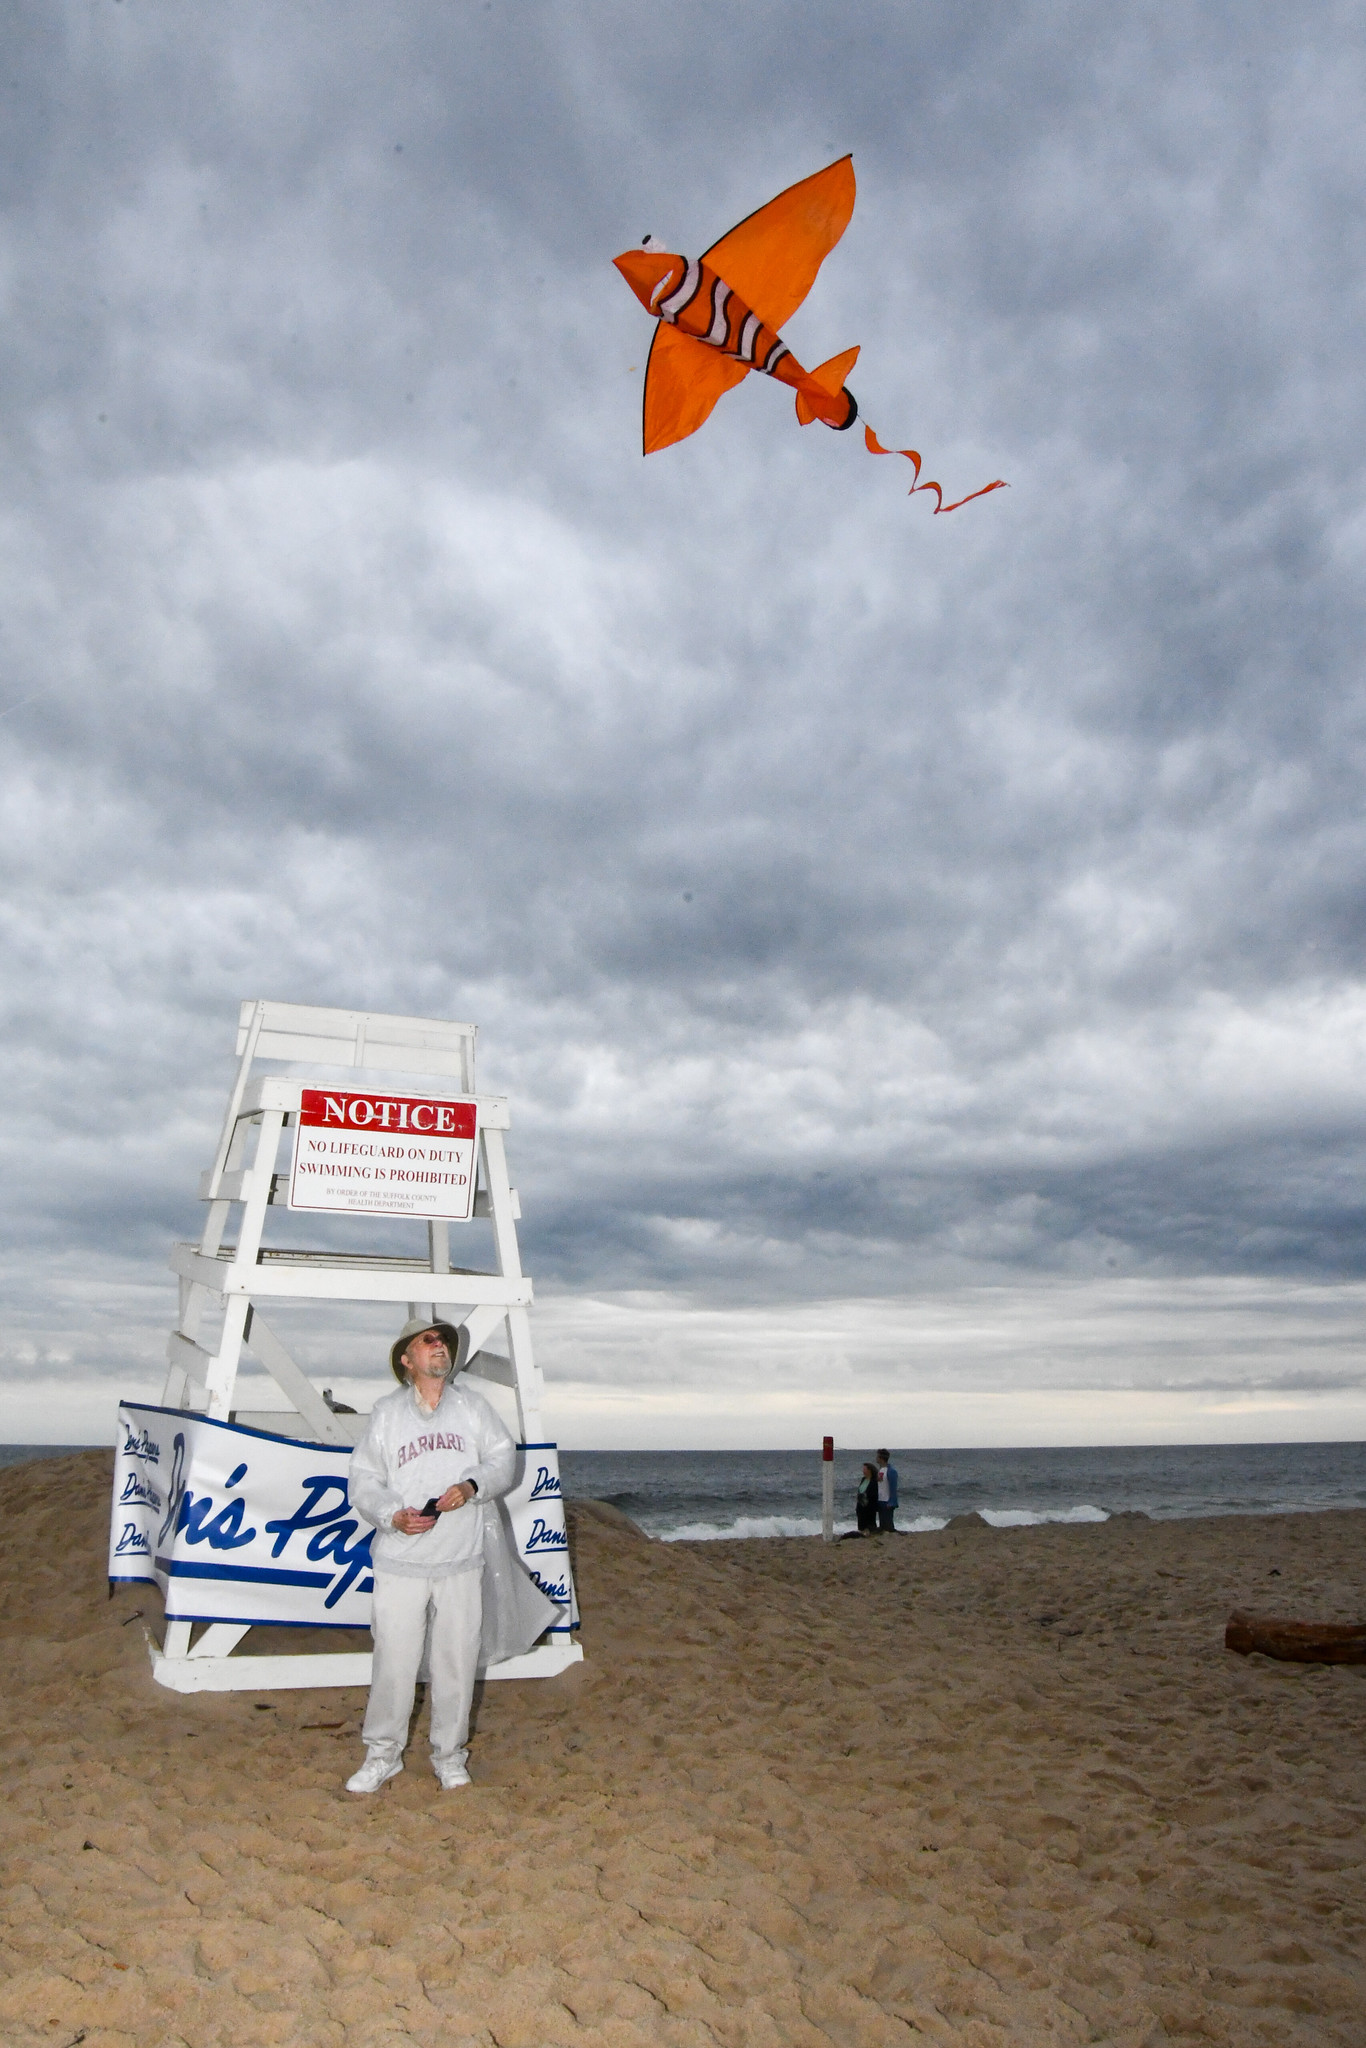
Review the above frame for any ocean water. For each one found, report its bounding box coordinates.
[8,1439,1365,1543]
[1,1445,94,1472]
[557,1441,1366,1541]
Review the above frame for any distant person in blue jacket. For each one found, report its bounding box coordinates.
[876,1449,899,1533]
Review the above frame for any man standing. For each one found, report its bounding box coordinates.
[345,1317,516,1795]
[875,1448,899,1533]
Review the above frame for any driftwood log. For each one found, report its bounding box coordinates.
[1225,1611,1366,1664]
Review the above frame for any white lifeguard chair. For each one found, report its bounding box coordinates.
[152,998,580,1692]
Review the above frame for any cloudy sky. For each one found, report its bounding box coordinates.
[4,1,1365,1447]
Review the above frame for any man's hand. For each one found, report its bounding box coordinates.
[392,1483,477,1534]
[435,1481,478,1511]
[392,1506,437,1535]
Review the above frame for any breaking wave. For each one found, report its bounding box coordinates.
[657,1504,1111,1541]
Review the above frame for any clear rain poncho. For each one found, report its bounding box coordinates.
[478,1496,561,1665]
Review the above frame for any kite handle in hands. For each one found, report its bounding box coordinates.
[864,424,1007,513]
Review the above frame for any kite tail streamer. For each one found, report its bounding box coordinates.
[864,424,1007,513]
[864,425,921,483]
[937,477,1010,513]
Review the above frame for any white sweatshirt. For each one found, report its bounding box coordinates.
[348,1376,516,1579]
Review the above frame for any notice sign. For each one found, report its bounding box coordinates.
[288,1088,479,1220]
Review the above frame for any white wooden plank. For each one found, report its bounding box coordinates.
[230,1408,368,1445]
[505,1303,544,1442]
[236,1000,477,1079]
[199,1108,287,1418]
[457,1304,507,1353]
[238,998,475,1049]
[267,1039,473,1079]
[170,1243,533,1306]
[234,1111,286,1263]
[238,998,476,1047]
[189,1623,251,1659]
[204,1295,250,1417]
[242,1309,353,1446]
[206,999,265,1199]
[483,1641,583,1680]
[166,1331,211,1389]
[480,1126,524,1280]
[196,1167,266,1203]
[465,1348,516,1389]
[150,1646,375,1693]
[150,1640,581,1692]
[199,1107,252,1258]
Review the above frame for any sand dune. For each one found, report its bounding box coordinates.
[2,1450,1364,2045]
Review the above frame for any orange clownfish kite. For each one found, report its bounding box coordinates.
[614,155,1006,513]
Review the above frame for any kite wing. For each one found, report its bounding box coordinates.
[639,154,856,455]
[702,154,856,331]
[642,320,751,455]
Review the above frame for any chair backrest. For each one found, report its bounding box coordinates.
[236,999,476,1088]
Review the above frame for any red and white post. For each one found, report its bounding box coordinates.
[821,1435,835,1542]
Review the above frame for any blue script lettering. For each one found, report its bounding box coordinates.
[114,1522,151,1556]
[157,1434,188,1544]
[122,1425,160,1465]
[119,1472,162,1510]
[530,1569,569,1603]
[525,1515,568,1553]
[264,1476,374,1607]
[528,1465,561,1500]
[176,1491,258,1550]
[170,1458,257,1552]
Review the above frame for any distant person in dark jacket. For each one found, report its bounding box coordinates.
[855,1461,878,1535]
[876,1449,899,1532]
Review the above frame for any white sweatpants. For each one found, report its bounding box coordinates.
[362,1568,483,1768]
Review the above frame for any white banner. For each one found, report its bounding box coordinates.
[502,1443,578,1632]
[288,1087,479,1221]
[110,1404,578,1635]
[111,1404,376,1627]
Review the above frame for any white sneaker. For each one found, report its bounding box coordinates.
[346,1750,402,1795]
[435,1759,471,1790]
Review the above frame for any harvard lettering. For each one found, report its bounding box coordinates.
[397,1430,467,1470]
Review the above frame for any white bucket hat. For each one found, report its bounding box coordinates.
[388,1317,472,1383]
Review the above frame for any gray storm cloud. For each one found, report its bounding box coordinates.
[2,2,1364,1440]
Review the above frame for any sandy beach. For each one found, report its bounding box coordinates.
[2,1450,1363,2047]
